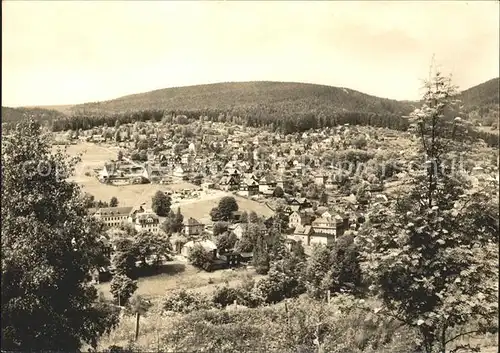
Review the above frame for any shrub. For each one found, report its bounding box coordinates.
[159,296,419,353]
[162,289,213,314]
[110,274,138,306]
[187,244,213,270]
[212,285,239,308]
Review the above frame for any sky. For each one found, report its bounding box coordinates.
[2,1,499,107]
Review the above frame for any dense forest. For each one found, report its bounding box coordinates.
[2,80,498,146]
[1,106,66,124]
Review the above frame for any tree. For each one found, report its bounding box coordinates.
[127,295,152,341]
[249,211,259,223]
[272,206,290,233]
[209,207,221,221]
[112,238,138,279]
[151,191,171,216]
[133,231,172,270]
[161,208,184,235]
[217,232,238,253]
[1,119,119,351]
[319,191,329,206]
[236,222,264,253]
[117,150,123,161]
[267,220,288,262]
[213,221,229,236]
[110,196,119,207]
[161,210,176,235]
[83,192,96,209]
[110,274,138,306]
[324,233,363,295]
[173,207,184,233]
[357,68,499,353]
[304,244,332,299]
[162,289,213,314]
[273,186,285,198]
[240,211,249,223]
[216,196,239,221]
[187,244,213,270]
[253,229,270,275]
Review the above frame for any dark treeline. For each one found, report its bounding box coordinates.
[47,107,499,147]
[50,108,409,134]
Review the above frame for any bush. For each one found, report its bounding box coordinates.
[213,221,229,236]
[212,285,239,308]
[110,274,138,306]
[162,289,213,314]
[187,244,213,270]
[159,296,419,353]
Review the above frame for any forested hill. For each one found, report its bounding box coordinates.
[2,80,497,145]
[458,78,499,127]
[1,106,67,124]
[70,81,414,116]
[460,77,499,110]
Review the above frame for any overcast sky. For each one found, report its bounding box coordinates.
[2,1,499,107]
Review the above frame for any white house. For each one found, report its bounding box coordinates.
[93,207,133,228]
[173,165,186,179]
[228,223,245,239]
[181,239,217,258]
[184,217,204,237]
[131,212,160,233]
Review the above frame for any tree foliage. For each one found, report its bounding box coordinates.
[1,119,119,351]
[356,69,499,353]
[151,191,171,217]
[110,196,119,207]
[110,274,138,306]
[216,232,238,254]
[212,196,239,221]
[187,244,213,270]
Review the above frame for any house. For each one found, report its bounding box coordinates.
[173,165,186,179]
[239,178,259,197]
[201,182,215,191]
[471,166,485,176]
[99,164,117,181]
[223,168,241,179]
[324,176,337,190]
[259,175,277,194]
[287,197,312,210]
[275,177,291,190]
[311,213,349,241]
[321,210,349,224]
[368,184,384,192]
[219,175,239,191]
[142,164,162,183]
[311,217,338,235]
[228,223,245,239]
[181,239,217,259]
[181,154,193,165]
[184,217,204,237]
[290,225,314,245]
[309,232,336,246]
[93,206,133,228]
[288,210,313,229]
[314,173,327,186]
[131,212,160,233]
[91,134,105,143]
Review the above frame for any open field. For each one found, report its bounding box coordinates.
[176,194,274,224]
[96,260,263,301]
[477,125,499,135]
[56,142,275,220]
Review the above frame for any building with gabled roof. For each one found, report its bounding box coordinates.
[184,217,204,237]
[93,206,133,228]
